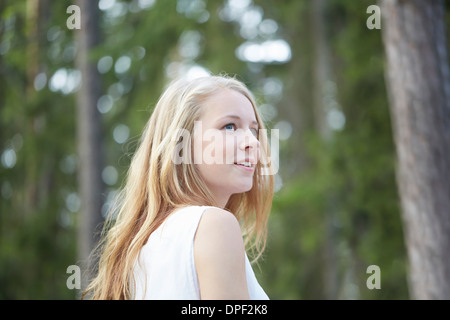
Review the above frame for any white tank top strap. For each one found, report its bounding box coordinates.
[132,205,269,300]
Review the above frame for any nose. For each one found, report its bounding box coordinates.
[239,128,260,152]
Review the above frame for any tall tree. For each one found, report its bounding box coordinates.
[381,0,450,299]
[311,0,338,299]
[75,0,104,291]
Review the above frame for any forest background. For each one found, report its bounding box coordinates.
[1,0,449,299]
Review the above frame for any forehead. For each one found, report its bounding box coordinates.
[200,88,257,122]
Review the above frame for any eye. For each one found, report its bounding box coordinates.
[223,123,236,131]
[250,127,259,138]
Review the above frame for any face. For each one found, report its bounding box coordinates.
[192,88,260,208]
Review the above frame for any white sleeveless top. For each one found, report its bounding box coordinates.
[132,205,269,300]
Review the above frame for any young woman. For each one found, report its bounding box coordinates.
[83,75,274,299]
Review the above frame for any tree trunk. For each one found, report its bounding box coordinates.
[311,0,339,299]
[26,0,39,96]
[275,2,315,177]
[381,0,450,299]
[25,0,50,213]
[75,0,104,291]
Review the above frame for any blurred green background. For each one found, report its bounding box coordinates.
[1,0,448,299]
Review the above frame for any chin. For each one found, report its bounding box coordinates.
[232,181,254,194]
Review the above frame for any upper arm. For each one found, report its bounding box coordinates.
[194,207,249,300]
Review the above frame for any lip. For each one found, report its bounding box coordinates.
[233,163,255,172]
[234,158,256,165]
[233,158,256,172]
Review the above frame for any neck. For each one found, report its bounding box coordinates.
[213,192,230,209]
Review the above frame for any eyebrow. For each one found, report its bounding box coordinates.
[218,115,259,127]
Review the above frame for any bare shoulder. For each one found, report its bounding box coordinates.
[194,207,244,258]
[194,207,249,299]
[197,207,241,236]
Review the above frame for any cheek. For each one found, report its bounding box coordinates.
[224,135,237,163]
[194,136,229,178]
[192,135,203,164]
[196,132,236,165]
[196,163,230,191]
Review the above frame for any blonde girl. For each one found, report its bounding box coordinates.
[83,75,274,299]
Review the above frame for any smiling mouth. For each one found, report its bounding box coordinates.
[233,161,255,172]
[234,161,252,167]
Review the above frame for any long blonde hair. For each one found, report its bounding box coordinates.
[83,75,274,299]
